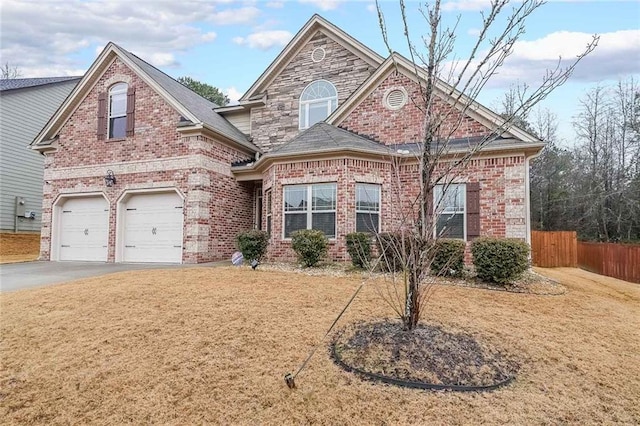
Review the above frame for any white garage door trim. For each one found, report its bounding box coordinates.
[115,188,185,264]
[51,193,110,262]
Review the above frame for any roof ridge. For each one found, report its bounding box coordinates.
[0,76,81,92]
[114,44,219,108]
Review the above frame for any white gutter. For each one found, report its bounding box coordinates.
[525,149,544,246]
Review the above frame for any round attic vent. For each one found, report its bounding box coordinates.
[311,47,326,63]
[384,88,408,110]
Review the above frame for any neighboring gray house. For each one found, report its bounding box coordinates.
[0,77,80,232]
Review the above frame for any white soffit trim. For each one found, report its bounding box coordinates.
[240,14,383,102]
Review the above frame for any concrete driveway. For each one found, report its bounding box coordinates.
[0,261,227,292]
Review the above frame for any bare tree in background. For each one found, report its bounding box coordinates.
[372,0,598,330]
[572,77,640,241]
[1,62,21,80]
[528,108,576,231]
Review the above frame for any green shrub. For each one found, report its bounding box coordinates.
[471,237,530,284]
[291,229,328,267]
[431,239,466,276]
[346,232,372,268]
[236,230,269,262]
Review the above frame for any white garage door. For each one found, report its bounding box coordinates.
[122,192,183,263]
[59,197,109,261]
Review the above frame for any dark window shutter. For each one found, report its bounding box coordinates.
[466,182,480,240]
[97,92,107,140]
[126,86,135,137]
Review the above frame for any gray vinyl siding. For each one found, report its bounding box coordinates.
[224,111,251,135]
[0,80,77,232]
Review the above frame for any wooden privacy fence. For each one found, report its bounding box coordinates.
[531,231,577,267]
[577,242,640,284]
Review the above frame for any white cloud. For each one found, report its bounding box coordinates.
[442,0,492,12]
[233,30,293,50]
[443,29,640,89]
[208,7,260,25]
[467,28,482,37]
[299,0,343,11]
[225,86,243,105]
[266,1,284,8]
[367,3,377,13]
[147,53,179,68]
[0,0,249,77]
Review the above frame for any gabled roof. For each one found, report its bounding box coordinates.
[240,14,384,102]
[271,122,390,156]
[0,77,81,92]
[32,43,258,153]
[327,53,542,144]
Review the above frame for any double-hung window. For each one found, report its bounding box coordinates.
[265,189,272,235]
[299,80,338,129]
[356,183,380,233]
[284,183,336,238]
[108,83,128,139]
[434,183,466,239]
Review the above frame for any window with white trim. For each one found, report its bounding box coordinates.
[434,184,466,239]
[284,183,336,238]
[265,189,272,235]
[108,83,127,139]
[299,80,337,129]
[356,183,380,233]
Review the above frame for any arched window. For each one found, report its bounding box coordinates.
[108,83,128,139]
[299,80,337,129]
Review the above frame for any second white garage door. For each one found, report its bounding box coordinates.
[122,192,184,263]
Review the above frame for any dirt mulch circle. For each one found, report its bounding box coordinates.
[332,320,519,390]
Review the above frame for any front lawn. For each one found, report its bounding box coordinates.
[1,267,638,424]
[0,233,39,264]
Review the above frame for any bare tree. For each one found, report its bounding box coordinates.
[528,108,581,231]
[373,0,598,330]
[1,62,21,80]
[572,77,640,241]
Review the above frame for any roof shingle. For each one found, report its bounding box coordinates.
[116,45,259,153]
[0,77,81,92]
[271,122,390,156]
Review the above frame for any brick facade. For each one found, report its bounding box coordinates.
[40,58,253,263]
[261,154,527,263]
[37,18,537,265]
[250,31,376,152]
[339,71,490,143]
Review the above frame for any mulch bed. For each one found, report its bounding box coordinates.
[258,262,566,295]
[333,320,519,388]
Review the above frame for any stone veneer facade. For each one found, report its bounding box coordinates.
[40,58,254,263]
[249,31,376,152]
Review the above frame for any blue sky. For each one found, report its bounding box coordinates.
[2,0,639,143]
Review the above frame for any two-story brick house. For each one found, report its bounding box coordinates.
[32,15,544,264]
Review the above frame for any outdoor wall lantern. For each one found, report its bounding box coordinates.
[104,170,117,187]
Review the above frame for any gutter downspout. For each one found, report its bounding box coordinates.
[525,149,544,246]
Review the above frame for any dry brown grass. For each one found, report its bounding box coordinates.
[1,266,638,425]
[0,233,39,264]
